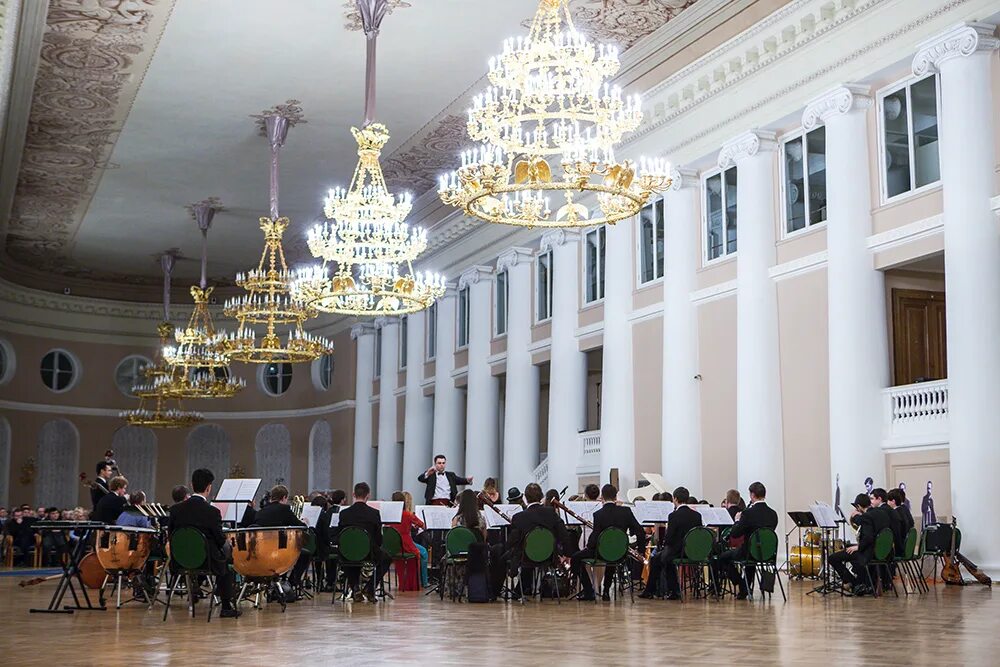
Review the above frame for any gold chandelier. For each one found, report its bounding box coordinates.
[293,260,445,317]
[438,0,671,228]
[223,109,334,363]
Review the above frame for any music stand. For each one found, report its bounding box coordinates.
[786,511,818,580]
[417,505,455,597]
[29,521,107,614]
[212,478,261,526]
[806,503,845,596]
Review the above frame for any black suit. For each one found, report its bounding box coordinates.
[877,503,905,557]
[251,502,309,586]
[417,470,471,504]
[490,504,573,596]
[641,504,703,597]
[571,503,647,596]
[3,518,37,565]
[167,495,235,606]
[716,500,779,595]
[896,504,915,543]
[91,477,109,510]
[830,507,891,588]
[93,493,128,526]
[336,501,390,596]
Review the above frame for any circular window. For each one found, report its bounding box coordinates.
[313,354,334,391]
[260,362,292,396]
[40,349,78,393]
[114,355,152,397]
[0,339,14,385]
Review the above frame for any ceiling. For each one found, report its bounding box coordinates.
[0,0,700,300]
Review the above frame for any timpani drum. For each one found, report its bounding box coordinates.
[226,527,306,578]
[95,526,157,572]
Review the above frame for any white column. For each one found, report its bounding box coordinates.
[718,130,784,521]
[803,85,889,503]
[661,168,703,494]
[544,230,587,495]
[375,316,401,498]
[351,323,377,487]
[600,217,636,491]
[401,310,433,499]
[914,23,1000,571]
[432,288,465,472]
[499,247,539,489]
[461,266,500,482]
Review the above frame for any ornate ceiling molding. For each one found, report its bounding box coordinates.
[342,0,410,31]
[4,0,176,287]
[380,113,466,196]
[520,0,699,50]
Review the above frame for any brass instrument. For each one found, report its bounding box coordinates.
[552,499,648,565]
[291,495,305,519]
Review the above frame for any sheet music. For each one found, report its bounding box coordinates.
[632,501,673,524]
[483,503,523,528]
[328,512,340,528]
[214,478,261,502]
[692,506,734,526]
[810,502,839,528]
[212,501,249,523]
[300,504,322,528]
[419,505,455,530]
[561,501,601,526]
[368,500,404,523]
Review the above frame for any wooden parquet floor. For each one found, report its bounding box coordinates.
[0,574,997,666]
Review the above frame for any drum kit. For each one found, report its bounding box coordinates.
[788,529,845,578]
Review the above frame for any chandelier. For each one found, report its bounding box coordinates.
[294,0,445,317]
[161,202,245,398]
[223,108,334,363]
[438,0,671,228]
[121,257,204,429]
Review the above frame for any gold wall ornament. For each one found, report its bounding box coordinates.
[438,0,671,228]
[19,458,36,485]
[229,463,247,479]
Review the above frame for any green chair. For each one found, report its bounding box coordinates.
[895,527,926,595]
[736,527,786,601]
[581,527,634,602]
[162,527,217,622]
[382,526,418,592]
[439,527,477,602]
[673,526,716,601]
[519,527,560,604]
[865,528,897,597]
[337,527,375,603]
[296,531,317,600]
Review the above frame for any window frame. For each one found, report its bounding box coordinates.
[456,286,470,350]
[583,225,606,305]
[40,348,80,394]
[876,73,942,205]
[702,166,738,265]
[535,249,554,323]
[258,362,293,397]
[311,354,335,391]
[399,316,408,370]
[494,268,509,337]
[426,302,438,361]
[636,199,665,287]
[113,354,153,398]
[374,326,382,378]
[779,126,828,239]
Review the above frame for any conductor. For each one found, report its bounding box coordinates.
[417,454,473,506]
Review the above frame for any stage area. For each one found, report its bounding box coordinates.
[0,576,996,665]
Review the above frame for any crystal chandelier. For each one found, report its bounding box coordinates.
[223,109,334,363]
[121,256,204,429]
[295,0,445,317]
[161,202,245,398]
[438,0,672,228]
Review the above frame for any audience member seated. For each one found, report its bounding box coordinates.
[3,507,37,566]
[336,482,391,603]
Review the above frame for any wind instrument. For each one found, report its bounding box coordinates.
[552,499,648,565]
[477,492,513,522]
[291,495,306,519]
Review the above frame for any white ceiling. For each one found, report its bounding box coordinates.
[70,0,539,283]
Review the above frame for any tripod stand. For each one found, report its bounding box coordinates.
[807,526,846,596]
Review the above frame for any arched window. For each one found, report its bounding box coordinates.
[259,362,292,396]
[186,424,231,485]
[114,355,152,397]
[313,355,334,391]
[112,426,157,501]
[40,349,78,393]
[309,420,332,492]
[0,339,15,386]
[36,419,80,508]
[255,424,291,488]
[0,417,10,506]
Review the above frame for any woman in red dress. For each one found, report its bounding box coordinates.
[390,491,426,590]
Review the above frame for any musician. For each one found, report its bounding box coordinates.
[829,493,888,596]
[506,487,526,509]
[451,489,488,541]
[571,484,646,601]
[714,481,778,600]
[316,489,347,592]
[337,482,391,602]
[490,483,574,598]
[583,484,600,501]
[870,488,903,554]
[480,478,501,506]
[94,476,129,525]
[251,484,309,593]
[116,491,153,529]
[418,455,473,506]
[389,491,427,590]
[722,489,745,519]
[91,461,114,509]
[888,488,915,541]
[639,487,701,600]
[168,468,239,618]
[543,488,560,507]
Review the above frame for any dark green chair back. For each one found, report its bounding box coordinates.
[445,527,477,557]
[301,531,317,557]
[523,528,555,564]
[873,528,894,561]
[338,527,371,563]
[682,527,714,561]
[170,527,208,571]
[596,527,629,563]
[902,527,918,560]
[382,527,403,558]
[748,528,779,563]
